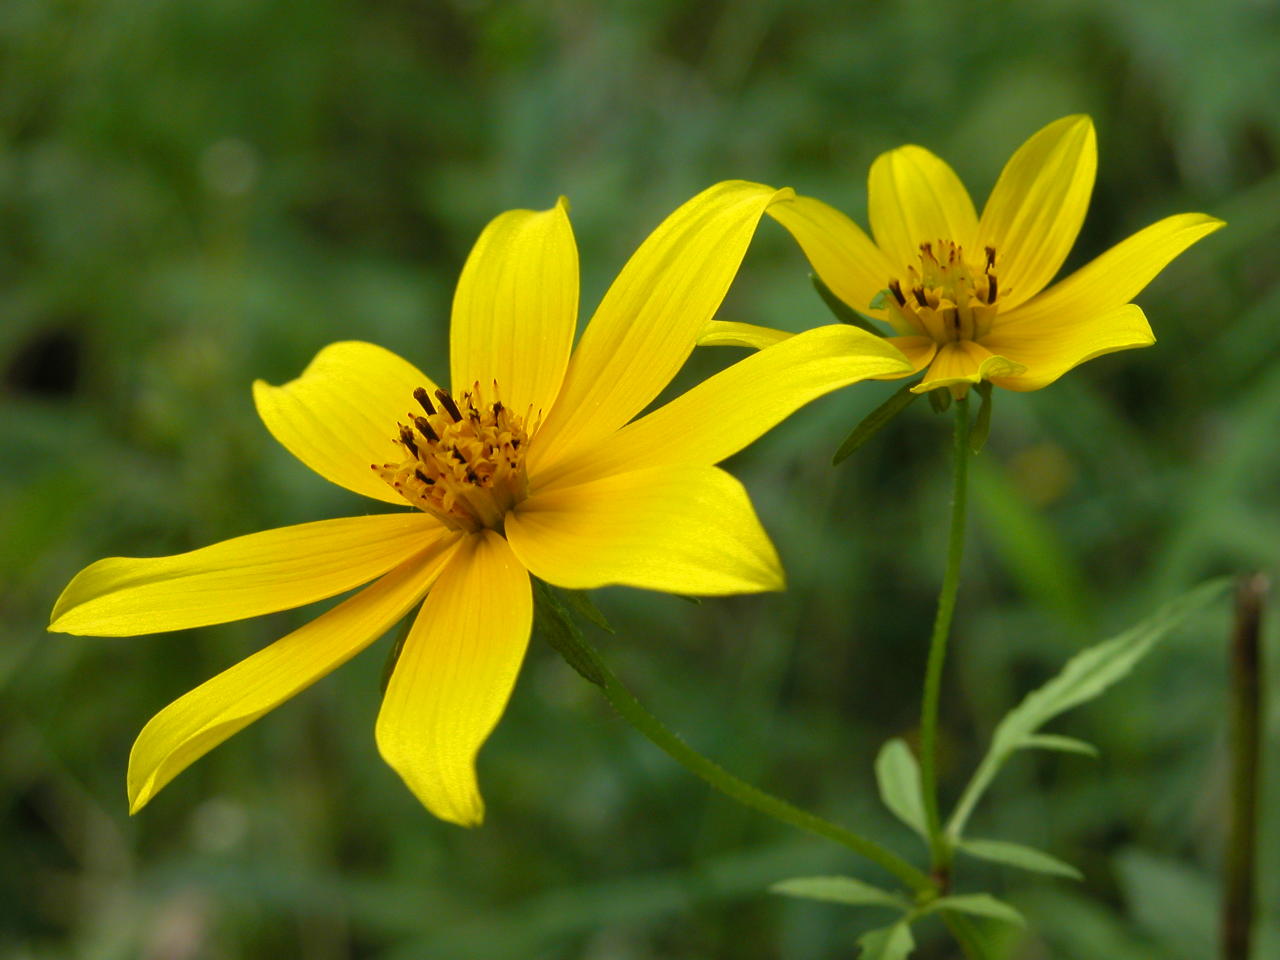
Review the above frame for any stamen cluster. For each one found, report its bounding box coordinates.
[374,382,531,532]
[886,241,999,344]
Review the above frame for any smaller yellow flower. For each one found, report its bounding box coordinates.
[703,115,1224,396]
[47,182,910,826]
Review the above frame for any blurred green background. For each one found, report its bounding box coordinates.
[2,1,1277,957]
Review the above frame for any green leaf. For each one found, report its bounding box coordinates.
[1019,734,1099,757]
[926,893,1025,927]
[833,384,918,464]
[857,922,916,960]
[947,578,1230,838]
[958,838,1083,880]
[970,382,993,454]
[874,739,928,838]
[811,273,884,335]
[531,579,606,686]
[557,588,614,633]
[770,876,910,910]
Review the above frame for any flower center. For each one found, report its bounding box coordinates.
[884,241,1000,344]
[373,382,532,532]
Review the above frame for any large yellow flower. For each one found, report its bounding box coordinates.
[48,182,909,826]
[705,116,1223,395]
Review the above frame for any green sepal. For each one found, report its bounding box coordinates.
[970,382,993,454]
[532,578,606,686]
[379,604,420,694]
[811,273,884,336]
[927,388,951,414]
[869,289,892,311]
[833,383,918,465]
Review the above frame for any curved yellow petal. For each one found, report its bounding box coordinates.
[376,530,531,827]
[49,513,446,637]
[450,199,578,417]
[978,115,1097,310]
[768,193,899,319]
[537,325,909,489]
[868,145,978,269]
[913,341,1026,394]
[698,320,794,350]
[992,213,1225,330]
[507,465,782,595]
[980,303,1154,392]
[527,181,793,476]
[882,336,937,378]
[254,341,438,505]
[127,534,462,813]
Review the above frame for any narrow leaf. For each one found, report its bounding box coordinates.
[928,388,951,413]
[926,894,1025,926]
[557,588,614,633]
[811,273,884,335]
[948,578,1230,838]
[833,384,918,465]
[874,739,928,838]
[970,382,993,454]
[531,579,605,686]
[959,838,1083,880]
[1019,734,1098,757]
[770,876,910,910]
[857,922,916,960]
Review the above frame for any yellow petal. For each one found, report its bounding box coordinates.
[254,341,438,505]
[883,336,937,378]
[768,193,900,319]
[980,303,1154,392]
[527,181,792,476]
[978,115,1097,310]
[376,530,531,826]
[49,513,447,637]
[992,212,1225,330]
[450,199,578,416]
[697,320,794,350]
[127,535,461,813]
[538,325,909,489]
[868,145,978,269]
[506,465,782,595]
[913,341,1026,394]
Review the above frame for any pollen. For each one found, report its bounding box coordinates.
[373,381,533,532]
[884,241,1000,345]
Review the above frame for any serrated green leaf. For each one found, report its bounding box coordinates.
[1019,734,1099,757]
[959,838,1083,880]
[874,739,928,838]
[531,579,605,686]
[948,578,1230,838]
[557,588,614,633]
[832,383,918,465]
[857,922,916,960]
[770,876,910,910]
[970,382,993,454]
[811,273,883,335]
[927,894,1025,926]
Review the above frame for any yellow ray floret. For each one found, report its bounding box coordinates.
[49,182,911,825]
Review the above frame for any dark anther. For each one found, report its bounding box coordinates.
[414,468,432,485]
[986,275,997,303]
[465,469,480,484]
[889,280,907,306]
[511,438,521,449]
[492,401,504,416]
[913,286,930,308]
[413,386,436,415]
[398,425,420,457]
[944,307,960,332]
[920,241,932,255]
[451,447,468,464]
[435,388,463,422]
[414,416,439,442]
[985,246,996,270]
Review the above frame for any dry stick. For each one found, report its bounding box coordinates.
[1222,573,1267,960]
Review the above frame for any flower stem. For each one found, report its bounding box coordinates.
[920,396,970,876]
[585,636,931,892]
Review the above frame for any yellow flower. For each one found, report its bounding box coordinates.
[703,116,1223,396]
[48,182,910,826]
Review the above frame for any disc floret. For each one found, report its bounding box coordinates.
[885,241,999,345]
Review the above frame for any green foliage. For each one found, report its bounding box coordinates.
[856,922,916,959]
[873,738,928,840]
[832,383,918,464]
[770,876,909,910]
[957,838,1083,881]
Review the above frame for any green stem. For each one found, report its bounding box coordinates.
[586,637,931,892]
[920,396,971,876]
